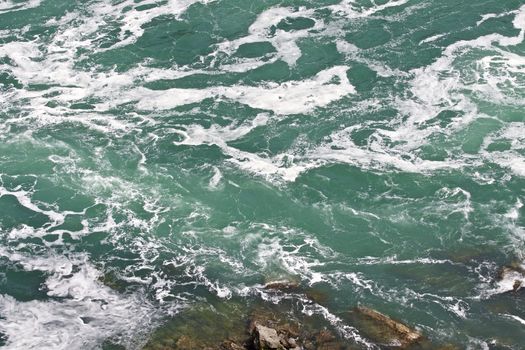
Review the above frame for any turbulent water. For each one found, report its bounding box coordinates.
[0,0,524,348]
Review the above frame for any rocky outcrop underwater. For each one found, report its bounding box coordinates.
[135,280,464,350]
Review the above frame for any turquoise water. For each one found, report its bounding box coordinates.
[0,0,525,348]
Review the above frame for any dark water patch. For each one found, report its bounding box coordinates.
[0,1,75,31]
[184,0,262,41]
[293,40,342,78]
[276,17,316,32]
[135,1,168,12]
[458,118,502,155]
[70,102,96,110]
[0,194,49,229]
[346,19,392,50]
[0,263,48,301]
[138,17,215,66]
[346,63,378,92]
[0,72,23,89]
[242,60,292,84]
[144,73,239,90]
[235,41,276,59]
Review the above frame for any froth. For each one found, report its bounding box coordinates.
[0,251,156,349]
[0,0,41,13]
[135,66,355,115]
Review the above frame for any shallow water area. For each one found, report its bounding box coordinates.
[0,0,525,349]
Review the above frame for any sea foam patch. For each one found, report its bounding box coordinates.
[0,0,41,13]
[329,0,410,18]
[134,66,355,115]
[0,251,156,349]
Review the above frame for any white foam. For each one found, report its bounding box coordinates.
[344,272,376,293]
[329,0,410,18]
[487,269,525,296]
[2,0,523,187]
[481,123,525,178]
[208,166,223,190]
[435,187,473,219]
[46,0,214,50]
[490,154,525,177]
[304,124,465,175]
[253,234,336,287]
[0,250,156,349]
[0,1,214,136]
[133,66,354,115]
[503,314,525,326]
[476,259,525,298]
[171,113,303,180]
[336,39,407,78]
[213,0,411,74]
[467,338,490,350]
[0,0,41,13]
[1,2,525,347]
[341,270,471,319]
[505,199,523,221]
[477,9,521,26]
[302,303,375,348]
[419,33,446,45]
[357,256,456,266]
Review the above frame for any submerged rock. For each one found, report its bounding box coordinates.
[304,288,329,305]
[263,274,301,292]
[143,297,353,350]
[220,340,246,350]
[351,306,422,348]
[142,300,250,350]
[263,277,329,306]
[97,271,128,292]
[264,280,300,291]
[303,329,348,350]
[175,335,205,350]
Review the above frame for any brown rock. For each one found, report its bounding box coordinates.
[316,330,336,343]
[286,337,297,347]
[353,306,422,348]
[305,289,329,305]
[513,279,522,292]
[264,280,300,291]
[303,340,315,350]
[253,324,285,349]
[278,323,300,339]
